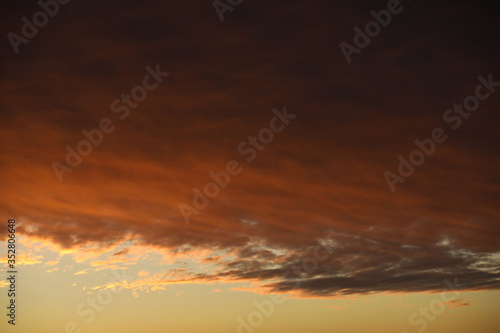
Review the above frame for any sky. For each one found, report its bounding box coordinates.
[0,0,499,332]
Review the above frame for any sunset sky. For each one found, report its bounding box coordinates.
[1,1,499,332]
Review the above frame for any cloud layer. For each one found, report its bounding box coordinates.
[1,0,499,297]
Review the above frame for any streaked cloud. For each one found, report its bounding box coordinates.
[1,0,499,300]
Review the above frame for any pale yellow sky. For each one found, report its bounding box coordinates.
[1,234,499,333]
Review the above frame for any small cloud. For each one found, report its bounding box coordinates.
[138,270,150,277]
[240,219,259,226]
[441,299,472,308]
[75,270,87,275]
[18,254,44,265]
[437,235,453,247]
[45,260,59,267]
[25,225,38,232]
[113,248,130,256]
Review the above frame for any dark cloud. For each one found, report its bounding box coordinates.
[159,232,500,297]
[442,299,472,308]
[112,248,130,256]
